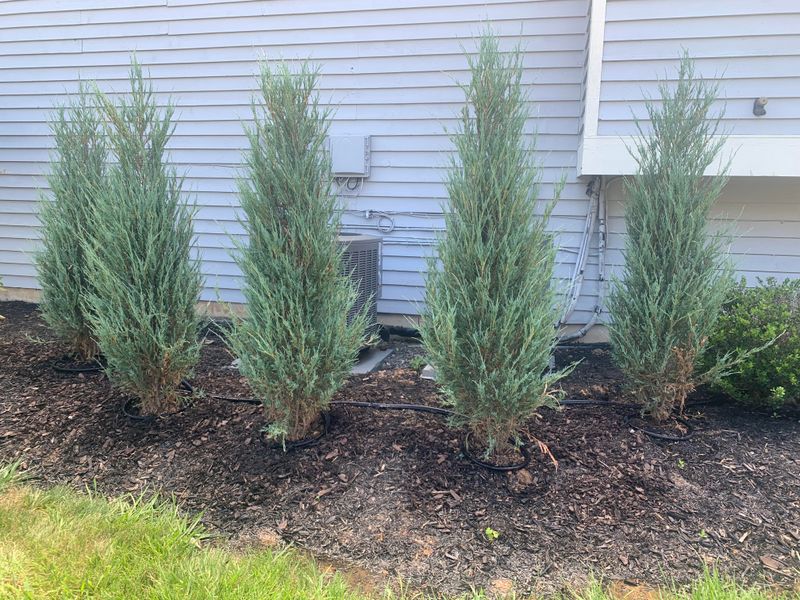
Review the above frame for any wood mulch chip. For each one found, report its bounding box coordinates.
[1,301,798,596]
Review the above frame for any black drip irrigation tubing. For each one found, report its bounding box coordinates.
[461,432,531,472]
[212,392,696,459]
[52,358,105,374]
[259,412,332,452]
[210,395,455,415]
[122,396,193,423]
[624,413,695,442]
[560,398,618,407]
[331,399,454,416]
[560,397,698,441]
[122,379,195,423]
[210,393,261,405]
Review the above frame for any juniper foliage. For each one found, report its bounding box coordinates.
[228,61,370,444]
[420,34,569,456]
[83,61,202,415]
[37,86,106,359]
[608,55,737,421]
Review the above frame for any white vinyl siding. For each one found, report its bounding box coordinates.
[0,0,602,322]
[605,177,800,285]
[598,0,800,136]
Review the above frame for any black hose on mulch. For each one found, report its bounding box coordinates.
[461,431,531,472]
[122,396,192,423]
[122,380,195,423]
[211,394,454,416]
[211,394,261,405]
[560,398,616,407]
[211,388,697,451]
[623,413,695,442]
[562,397,705,412]
[52,358,105,374]
[259,412,332,452]
[331,399,453,416]
[561,398,699,441]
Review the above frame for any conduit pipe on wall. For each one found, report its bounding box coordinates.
[559,176,599,327]
[559,175,607,342]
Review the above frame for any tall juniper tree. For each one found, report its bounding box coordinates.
[421,34,569,458]
[83,61,202,415]
[37,86,106,359]
[228,61,369,445]
[608,55,737,421]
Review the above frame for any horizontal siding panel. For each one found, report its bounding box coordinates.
[0,117,581,136]
[0,84,584,107]
[601,55,800,82]
[0,0,164,16]
[606,0,800,21]
[0,177,585,203]
[601,78,800,101]
[0,0,586,30]
[604,249,800,275]
[0,148,579,171]
[600,98,800,121]
[0,42,586,71]
[2,33,586,60]
[598,1,800,137]
[604,14,800,42]
[603,178,800,288]
[0,162,581,186]
[1,17,584,46]
[601,119,800,136]
[0,132,582,152]
[603,35,800,63]
[0,102,583,123]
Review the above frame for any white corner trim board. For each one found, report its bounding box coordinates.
[578,135,800,177]
[581,0,607,138]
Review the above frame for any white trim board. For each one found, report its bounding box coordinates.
[580,0,606,138]
[578,135,800,177]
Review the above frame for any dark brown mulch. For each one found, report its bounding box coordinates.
[1,300,799,596]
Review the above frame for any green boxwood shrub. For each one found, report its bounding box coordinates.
[705,278,800,409]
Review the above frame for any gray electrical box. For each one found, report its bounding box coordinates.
[330,135,370,177]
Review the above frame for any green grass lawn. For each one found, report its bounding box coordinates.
[0,462,792,599]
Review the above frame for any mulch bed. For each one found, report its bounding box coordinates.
[1,300,799,596]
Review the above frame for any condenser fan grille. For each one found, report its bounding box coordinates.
[338,234,380,333]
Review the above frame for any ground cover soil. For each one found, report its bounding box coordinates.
[1,300,798,596]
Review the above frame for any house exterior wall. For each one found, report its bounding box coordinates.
[584,0,800,300]
[0,0,601,324]
[0,0,797,335]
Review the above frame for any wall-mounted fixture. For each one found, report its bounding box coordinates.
[330,135,371,177]
[753,97,768,117]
